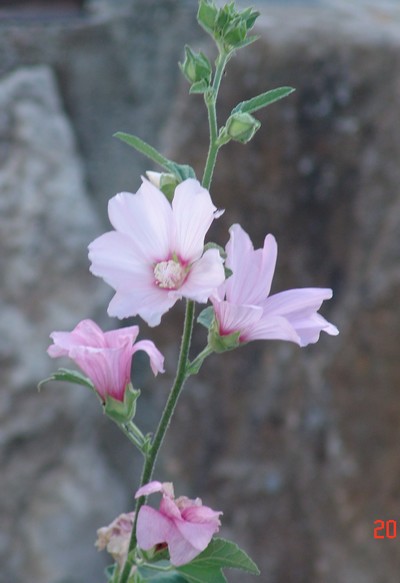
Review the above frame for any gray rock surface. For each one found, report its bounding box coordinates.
[159,4,400,583]
[1,1,400,582]
[0,0,198,215]
[0,65,125,583]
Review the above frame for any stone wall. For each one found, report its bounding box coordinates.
[1,1,400,582]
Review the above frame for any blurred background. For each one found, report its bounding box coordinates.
[1,0,400,581]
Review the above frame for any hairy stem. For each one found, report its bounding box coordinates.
[118,300,195,583]
[202,52,230,190]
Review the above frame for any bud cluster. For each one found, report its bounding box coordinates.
[197,0,260,52]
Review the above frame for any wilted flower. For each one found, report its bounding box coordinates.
[211,224,339,346]
[96,512,135,568]
[88,178,225,327]
[47,319,164,402]
[135,481,222,566]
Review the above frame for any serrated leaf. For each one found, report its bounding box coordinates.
[38,368,94,392]
[197,306,215,330]
[177,538,259,583]
[232,86,295,115]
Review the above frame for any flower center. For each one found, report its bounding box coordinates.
[154,259,187,289]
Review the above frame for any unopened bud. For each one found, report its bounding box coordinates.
[180,46,212,85]
[225,112,260,144]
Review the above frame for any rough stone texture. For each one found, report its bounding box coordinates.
[0,0,199,215]
[0,66,127,583]
[158,4,400,583]
[1,1,400,582]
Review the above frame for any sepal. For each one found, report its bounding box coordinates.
[104,383,140,424]
[208,324,241,353]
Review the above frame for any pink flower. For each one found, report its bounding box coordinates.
[88,178,225,327]
[211,224,339,346]
[47,319,164,402]
[95,511,135,569]
[135,481,222,566]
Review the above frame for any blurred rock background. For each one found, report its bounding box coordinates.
[1,1,400,582]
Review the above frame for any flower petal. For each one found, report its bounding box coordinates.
[135,481,165,498]
[48,319,106,357]
[173,179,220,262]
[108,180,173,261]
[180,248,225,303]
[88,231,146,292]
[165,526,201,566]
[136,506,172,550]
[175,518,219,552]
[107,287,177,326]
[211,299,262,338]
[241,314,302,344]
[103,325,140,348]
[132,340,165,375]
[224,225,277,305]
[69,344,132,401]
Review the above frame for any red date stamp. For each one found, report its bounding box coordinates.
[374,520,397,539]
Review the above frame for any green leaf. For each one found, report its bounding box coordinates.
[197,306,215,330]
[232,86,295,115]
[136,564,188,583]
[38,367,94,392]
[177,538,260,583]
[178,565,226,583]
[114,133,196,183]
[105,563,120,583]
[233,34,259,50]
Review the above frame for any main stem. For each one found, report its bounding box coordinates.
[119,301,195,582]
[202,52,229,190]
[118,49,229,583]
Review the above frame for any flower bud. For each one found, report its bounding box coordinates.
[180,46,212,85]
[197,0,218,35]
[146,171,179,201]
[225,112,261,143]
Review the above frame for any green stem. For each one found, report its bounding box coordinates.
[187,345,213,375]
[118,300,195,583]
[118,46,230,583]
[118,422,147,455]
[202,52,230,190]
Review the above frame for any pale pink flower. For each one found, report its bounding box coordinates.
[135,481,222,566]
[95,511,135,568]
[47,319,164,402]
[88,178,225,327]
[211,224,339,346]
